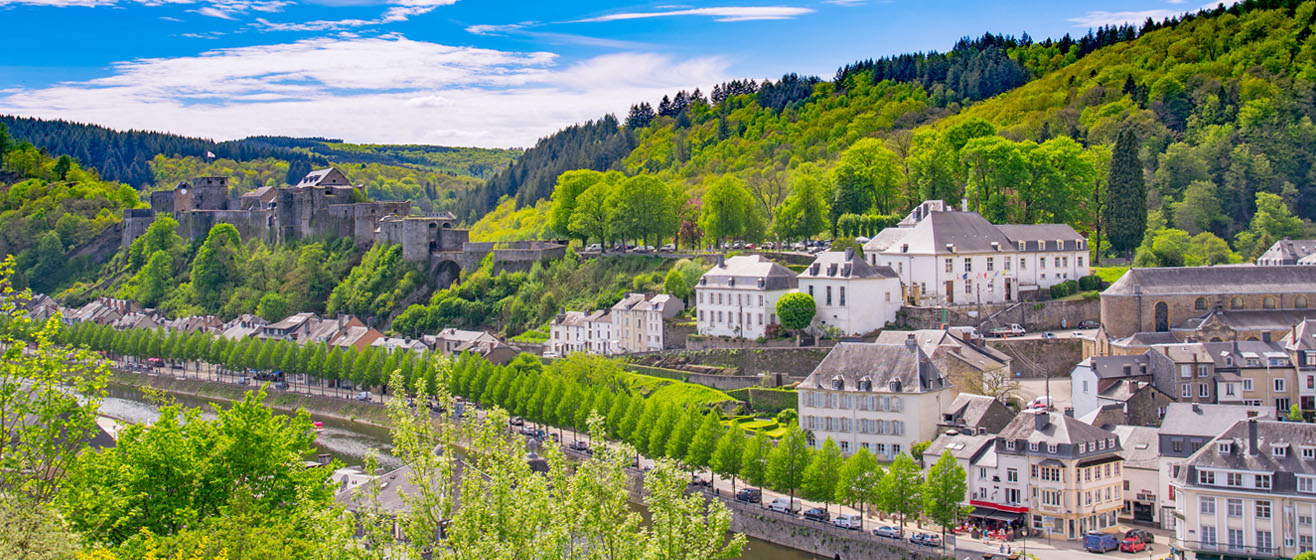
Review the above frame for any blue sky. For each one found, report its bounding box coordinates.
[0,0,1230,147]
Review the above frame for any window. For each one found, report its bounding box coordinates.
[1226,472,1243,487]
[1005,440,1016,451]
[1078,256,1084,267]
[1258,530,1273,554]
[1227,498,1243,517]
[1040,258,1046,269]
[1172,440,1184,453]
[1257,500,1272,519]
[1201,526,1216,547]
[1007,468,1018,483]
[1256,474,1272,489]
[1264,296,1277,309]
[1005,258,1011,271]
[1195,297,1208,311]
[1244,378,1254,391]
[1047,443,1058,454]
[1300,295,1310,309]
[1006,487,1021,504]
[1232,296,1244,310]
[1198,365,1209,377]
[1182,384,1192,398]
[839,287,846,307]
[1304,447,1316,460]
[945,258,953,273]
[1041,490,1062,506]
[964,258,973,273]
[1181,364,1192,378]
[987,257,995,271]
[965,282,972,294]
[808,285,814,297]
[1029,442,1039,452]
[826,286,832,306]
[1199,470,1216,485]
[1276,378,1286,392]
[1200,496,1215,514]
[1020,258,1026,270]
[1275,445,1288,458]
[1200,384,1210,398]
[1228,529,1244,551]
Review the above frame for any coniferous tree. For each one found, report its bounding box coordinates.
[1106,126,1147,255]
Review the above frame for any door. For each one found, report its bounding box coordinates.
[1005,278,1013,301]
[1154,301,1169,332]
[1133,502,1154,523]
[945,281,955,304]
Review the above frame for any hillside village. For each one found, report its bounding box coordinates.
[39,175,1316,559]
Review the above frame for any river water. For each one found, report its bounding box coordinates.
[98,385,821,560]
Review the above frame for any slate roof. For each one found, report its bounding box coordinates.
[998,410,1117,447]
[994,224,1086,252]
[797,250,898,280]
[873,328,1011,373]
[1282,319,1316,351]
[941,393,1014,433]
[864,226,910,253]
[881,211,1015,255]
[1175,308,1316,332]
[924,432,996,463]
[1104,265,1316,296]
[267,312,318,331]
[1182,420,1316,480]
[799,341,950,393]
[1258,238,1316,265]
[1160,403,1273,437]
[1110,425,1159,469]
[1088,354,1151,379]
[699,255,797,291]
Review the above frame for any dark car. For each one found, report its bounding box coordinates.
[802,507,829,523]
[273,381,289,390]
[689,475,712,488]
[1078,319,1100,329]
[734,488,762,503]
[1124,529,1155,544]
[567,440,592,455]
[910,533,941,547]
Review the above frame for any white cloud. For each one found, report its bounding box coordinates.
[822,0,865,5]
[0,34,730,148]
[252,0,454,30]
[465,22,528,35]
[1067,9,1177,27]
[575,6,813,23]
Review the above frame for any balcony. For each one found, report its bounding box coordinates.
[1177,538,1281,558]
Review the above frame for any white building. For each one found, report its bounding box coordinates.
[1256,238,1316,265]
[796,249,902,336]
[797,335,954,459]
[548,310,613,356]
[611,293,684,353]
[695,255,797,339]
[863,200,1090,306]
[1156,403,1273,531]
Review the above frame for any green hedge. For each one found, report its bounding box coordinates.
[624,364,690,382]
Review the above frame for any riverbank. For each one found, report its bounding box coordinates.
[108,370,395,429]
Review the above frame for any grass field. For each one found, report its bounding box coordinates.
[1092,266,1129,285]
[620,372,739,411]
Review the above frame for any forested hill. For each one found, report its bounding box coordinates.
[466,0,1316,265]
[0,116,520,190]
[454,14,1171,221]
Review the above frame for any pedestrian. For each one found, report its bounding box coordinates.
[999,544,1005,553]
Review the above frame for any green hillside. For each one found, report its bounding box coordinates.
[471,0,1316,266]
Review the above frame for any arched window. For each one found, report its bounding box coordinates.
[1194,297,1208,311]
[1231,297,1245,310]
[1154,302,1169,332]
[1264,296,1278,309]
[1298,296,1309,309]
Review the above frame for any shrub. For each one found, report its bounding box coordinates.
[1049,280,1079,299]
[1078,274,1103,291]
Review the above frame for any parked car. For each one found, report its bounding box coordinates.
[509,416,525,426]
[832,513,861,530]
[585,243,602,252]
[1084,531,1120,553]
[660,243,675,252]
[354,391,372,402]
[910,533,941,547]
[1124,529,1155,544]
[1044,331,1057,339]
[872,526,901,539]
[766,497,799,515]
[567,440,592,455]
[689,475,711,488]
[174,375,187,381]
[989,323,1026,337]
[273,381,289,390]
[1119,537,1148,553]
[802,507,829,523]
[1078,319,1100,329]
[1028,396,1053,410]
[237,376,249,385]
[734,488,762,503]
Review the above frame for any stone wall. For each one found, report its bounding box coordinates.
[724,498,950,560]
[686,372,764,391]
[986,338,1085,378]
[686,335,838,351]
[897,297,1099,331]
[631,347,831,378]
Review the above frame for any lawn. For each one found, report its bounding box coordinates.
[1092,265,1128,285]
[620,372,739,411]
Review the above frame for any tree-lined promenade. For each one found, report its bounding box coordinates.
[57,315,969,541]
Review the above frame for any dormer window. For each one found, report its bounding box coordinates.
[1274,444,1289,458]
[1029,442,1039,452]
[1048,443,1058,454]
[1219,442,1233,454]
[1303,446,1315,460]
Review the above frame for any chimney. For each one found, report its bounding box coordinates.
[1035,412,1050,431]
[906,333,918,353]
[844,247,854,261]
[1192,403,1201,413]
[717,254,726,267]
[1249,419,1259,456]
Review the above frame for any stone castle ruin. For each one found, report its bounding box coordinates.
[123,167,564,284]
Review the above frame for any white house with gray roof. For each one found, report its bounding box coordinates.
[1156,403,1273,532]
[796,249,901,335]
[695,255,797,339]
[796,335,954,459]
[1257,238,1316,265]
[1173,419,1316,559]
[863,200,1089,306]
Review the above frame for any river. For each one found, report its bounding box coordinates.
[99,385,822,560]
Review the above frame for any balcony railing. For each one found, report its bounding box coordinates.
[1177,538,1280,558]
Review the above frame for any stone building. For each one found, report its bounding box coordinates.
[1098,266,1316,343]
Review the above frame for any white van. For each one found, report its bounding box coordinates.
[767,497,799,515]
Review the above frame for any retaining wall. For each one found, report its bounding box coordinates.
[631,347,831,378]
[986,338,1085,378]
[724,499,951,560]
[897,298,1099,331]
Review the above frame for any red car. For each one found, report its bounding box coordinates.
[1119,537,1148,553]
